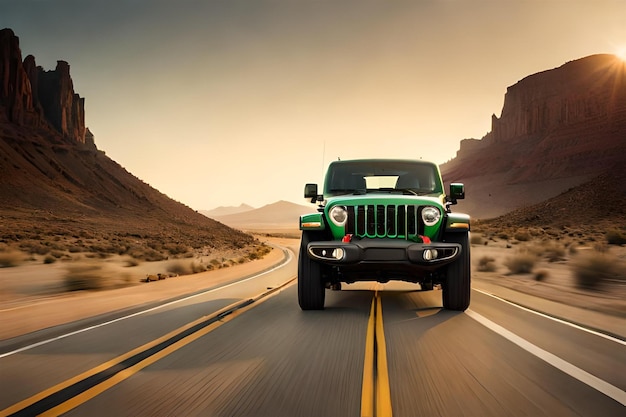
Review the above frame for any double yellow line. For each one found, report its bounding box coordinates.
[361,292,393,417]
[1,282,293,417]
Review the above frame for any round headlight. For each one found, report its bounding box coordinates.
[329,205,348,227]
[421,206,441,226]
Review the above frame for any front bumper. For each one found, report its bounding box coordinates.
[307,238,461,267]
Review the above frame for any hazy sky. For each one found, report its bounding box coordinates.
[2,0,625,210]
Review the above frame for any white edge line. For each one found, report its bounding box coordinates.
[0,250,293,359]
[466,309,626,407]
[474,287,626,347]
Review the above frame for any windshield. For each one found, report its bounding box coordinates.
[324,160,443,197]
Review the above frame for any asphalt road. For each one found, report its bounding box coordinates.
[1,245,624,417]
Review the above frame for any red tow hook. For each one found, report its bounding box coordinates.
[419,235,431,244]
[342,234,353,243]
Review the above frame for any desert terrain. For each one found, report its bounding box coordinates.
[1,225,625,342]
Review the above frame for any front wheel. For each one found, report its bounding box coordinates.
[442,232,471,311]
[298,231,325,310]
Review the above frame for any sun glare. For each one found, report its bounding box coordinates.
[616,46,626,62]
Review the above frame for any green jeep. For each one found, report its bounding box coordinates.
[298,159,470,311]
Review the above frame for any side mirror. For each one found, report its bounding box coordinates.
[449,183,465,201]
[304,183,318,203]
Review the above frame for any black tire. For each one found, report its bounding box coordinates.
[442,232,471,311]
[298,231,325,310]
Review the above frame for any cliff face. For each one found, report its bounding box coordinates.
[441,54,626,219]
[0,28,255,253]
[0,28,88,145]
[490,54,626,144]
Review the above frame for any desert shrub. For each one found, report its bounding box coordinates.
[128,248,167,262]
[514,230,531,242]
[259,244,271,255]
[86,252,111,259]
[68,245,84,253]
[498,232,509,240]
[249,244,272,261]
[125,258,140,267]
[164,243,190,255]
[477,256,497,272]
[572,253,614,290]
[0,250,24,267]
[64,263,105,291]
[568,245,578,255]
[79,230,95,239]
[503,252,536,274]
[43,255,57,264]
[470,234,484,245]
[167,261,192,276]
[534,270,549,281]
[537,241,566,262]
[606,229,626,245]
[51,250,65,258]
[28,243,50,255]
[191,261,206,273]
[148,241,163,251]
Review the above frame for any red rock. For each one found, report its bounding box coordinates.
[441,54,626,218]
[0,28,88,145]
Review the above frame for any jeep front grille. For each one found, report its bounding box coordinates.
[345,205,425,239]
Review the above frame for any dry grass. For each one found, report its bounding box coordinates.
[63,262,131,291]
[606,229,626,245]
[470,234,484,245]
[191,261,207,273]
[166,261,193,276]
[513,230,531,242]
[503,251,537,274]
[0,249,25,268]
[527,240,566,262]
[477,256,497,272]
[43,255,57,264]
[64,263,107,291]
[572,252,626,291]
[534,270,549,281]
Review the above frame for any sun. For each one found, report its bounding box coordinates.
[616,46,626,62]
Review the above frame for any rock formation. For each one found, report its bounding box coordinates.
[489,55,625,144]
[441,54,626,218]
[0,28,256,254]
[0,28,89,146]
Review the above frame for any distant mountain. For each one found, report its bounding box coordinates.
[441,54,626,219]
[0,28,255,257]
[212,200,312,232]
[200,203,255,218]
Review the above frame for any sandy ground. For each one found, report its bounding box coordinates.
[0,237,294,340]
[471,239,626,316]
[1,235,624,341]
